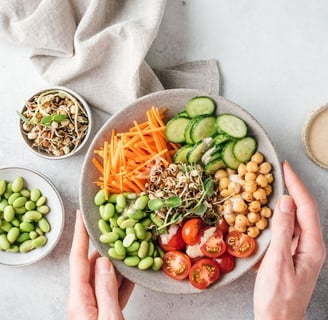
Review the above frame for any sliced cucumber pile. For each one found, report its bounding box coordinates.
[165,96,258,173]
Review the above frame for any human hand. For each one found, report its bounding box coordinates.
[254,161,326,320]
[68,210,134,320]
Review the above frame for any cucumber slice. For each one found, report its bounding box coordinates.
[184,117,196,144]
[187,141,206,163]
[216,114,247,139]
[190,115,216,143]
[173,145,193,163]
[185,96,216,118]
[233,136,257,162]
[205,158,225,175]
[165,116,190,143]
[222,141,240,170]
[212,134,231,146]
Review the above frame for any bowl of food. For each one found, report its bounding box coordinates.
[18,86,92,159]
[80,89,284,294]
[0,167,64,266]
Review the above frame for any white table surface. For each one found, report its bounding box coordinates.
[1,1,327,319]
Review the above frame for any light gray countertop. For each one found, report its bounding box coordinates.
[0,1,327,319]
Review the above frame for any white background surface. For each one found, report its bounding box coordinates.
[1,1,327,319]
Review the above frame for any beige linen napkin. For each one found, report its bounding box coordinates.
[0,0,220,114]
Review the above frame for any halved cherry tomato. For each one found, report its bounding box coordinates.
[200,227,226,258]
[162,251,191,280]
[189,258,220,289]
[159,225,186,252]
[181,218,203,245]
[215,251,235,273]
[225,231,256,258]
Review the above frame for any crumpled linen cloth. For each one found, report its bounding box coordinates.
[0,0,220,114]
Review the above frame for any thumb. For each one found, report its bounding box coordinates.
[267,195,296,257]
[95,257,124,320]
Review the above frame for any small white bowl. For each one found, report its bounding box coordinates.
[302,104,328,169]
[0,167,64,267]
[19,86,92,160]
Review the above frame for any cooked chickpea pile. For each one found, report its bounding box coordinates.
[215,152,274,238]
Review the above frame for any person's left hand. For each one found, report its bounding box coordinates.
[68,210,134,320]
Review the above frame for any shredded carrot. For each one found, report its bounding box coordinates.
[92,107,179,197]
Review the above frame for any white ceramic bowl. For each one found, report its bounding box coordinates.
[80,89,284,294]
[0,167,64,266]
[19,86,92,160]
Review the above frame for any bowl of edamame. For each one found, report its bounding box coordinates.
[18,86,92,159]
[80,89,284,294]
[0,167,64,266]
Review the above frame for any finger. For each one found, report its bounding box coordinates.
[89,251,101,291]
[266,195,296,268]
[95,257,124,320]
[69,210,90,285]
[283,161,324,251]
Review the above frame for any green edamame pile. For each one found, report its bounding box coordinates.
[0,177,51,253]
[94,189,164,271]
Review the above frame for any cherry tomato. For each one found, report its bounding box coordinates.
[215,251,235,273]
[181,218,203,245]
[162,251,191,280]
[200,227,226,258]
[216,217,229,236]
[189,258,220,289]
[225,231,256,258]
[159,225,186,252]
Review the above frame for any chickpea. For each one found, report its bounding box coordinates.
[247,226,260,238]
[248,200,261,213]
[253,188,267,202]
[228,226,237,233]
[265,173,274,184]
[243,181,257,193]
[256,174,268,188]
[235,214,249,227]
[247,211,260,224]
[237,163,247,177]
[246,161,258,173]
[264,185,273,196]
[227,168,237,176]
[241,190,254,202]
[215,169,228,181]
[256,217,268,230]
[245,172,257,182]
[228,182,241,194]
[220,189,231,198]
[235,224,247,233]
[259,162,272,174]
[260,206,272,218]
[224,212,236,225]
[219,176,229,190]
[232,196,248,213]
[251,152,264,164]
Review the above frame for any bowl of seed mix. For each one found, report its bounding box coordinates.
[18,86,92,159]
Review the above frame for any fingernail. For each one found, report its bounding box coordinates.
[97,257,111,274]
[279,195,294,214]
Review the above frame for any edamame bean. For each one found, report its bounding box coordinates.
[13,196,27,208]
[144,231,153,242]
[134,223,146,240]
[134,195,149,210]
[29,231,38,239]
[7,227,20,243]
[100,203,115,220]
[124,256,140,267]
[20,189,30,198]
[98,219,111,234]
[30,188,41,202]
[125,192,137,200]
[0,234,10,250]
[4,205,15,222]
[1,221,12,232]
[38,218,50,233]
[36,196,47,207]
[19,240,34,253]
[138,257,154,270]
[99,231,119,244]
[32,235,47,248]
[11,177,24,193]
[126,241,140,253]
[8,193,20,205]
[20,222,34,232]
[108,194,118,203]
[0,199,8,211]
[0,180,6,195]
[94,189,106,206]
[123,233,136,248]
[147,241,155,257]
[6,245,19,253]
[108,247,124,260]
[109,216,119,227]
[25,200,36,211]
[138,240,149,259]
[112,226,126,239]
[17,233,30,243]
[127,209,145,220]
[37,205,50,214]
[116,194,126,208]
[119,218,137,229]
[152,257,164,271]
[24,210,42,221]
[114,240,126,257]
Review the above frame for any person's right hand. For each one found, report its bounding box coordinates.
[254,161,326,320]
